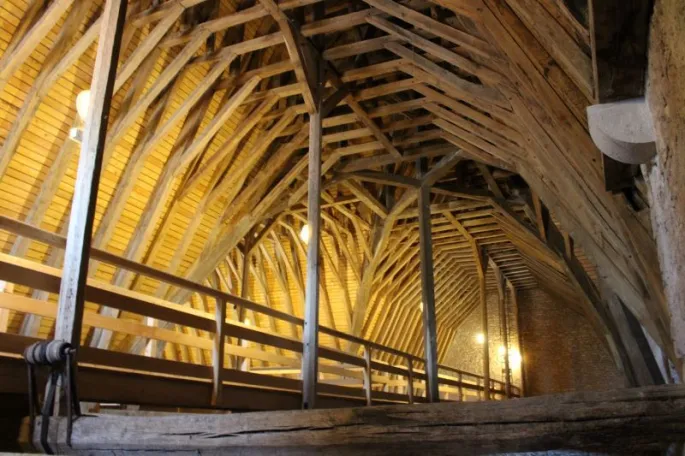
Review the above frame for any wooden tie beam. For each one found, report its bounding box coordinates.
[28,385,685,454]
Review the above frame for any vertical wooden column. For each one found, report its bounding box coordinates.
[495,266,511,398]
[211,298,226,406]
[417,159,439,403]
[238,238,251,323]
[235,242,251,370]
[301,60,323,410]
[476,249,490,400]
[508,281,525,396]
[54,0,127,345]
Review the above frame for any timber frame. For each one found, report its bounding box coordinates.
[0,0,679,435]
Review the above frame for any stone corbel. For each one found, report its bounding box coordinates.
[587,98,656,165]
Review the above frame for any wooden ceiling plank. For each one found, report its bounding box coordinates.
[106,31,213,160]
[345,94,403,158]
[0,1,94,177]
[343,181,389,219]
[88,60,231,283]
[367,15,505,86]
[386,42,508,110]
[93,77,261,349]
[160,0,323,48]
[114,4,185,93]
[179,94,281,200]
[439,126,515,172]
[0,0,75,94]
[504,0,593,100]
[323,36,400,60]
[414,84,521,137]
[258,0,318,113]
[363,0,496,59]
[210,109,298,210]
[426,103,523,156]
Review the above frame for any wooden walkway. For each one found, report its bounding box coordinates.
[0,216,517,412]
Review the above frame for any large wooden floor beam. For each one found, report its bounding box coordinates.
[31,385,685,454]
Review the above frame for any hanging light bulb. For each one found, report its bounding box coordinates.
[299,224,310,243]
[76,89,91,121]
[475,333,485,345]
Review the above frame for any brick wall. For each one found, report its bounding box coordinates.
[443,285,625,397]
[443,271,523,395]
[517,288,626,395]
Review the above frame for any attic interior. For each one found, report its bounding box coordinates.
[0,0,684,453]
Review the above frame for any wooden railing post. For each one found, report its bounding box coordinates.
[211,298,226,406]
[406,356,414,404]
[458,372,463,401]
[363,345,372,406]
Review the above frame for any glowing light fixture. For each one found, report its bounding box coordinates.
[509,349,522,367]
[299,224,310,243]
[475,333,485,344]
[68,127,83,143]
[76,89,91,121]
[496,345,522,367]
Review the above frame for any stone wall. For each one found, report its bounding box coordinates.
[644,0,685,371]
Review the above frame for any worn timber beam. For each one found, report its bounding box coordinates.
[417,158,439,402]
[301,56,324,409]
[54,0,127,346]
[589,0,653,102]
[31,385,685,454]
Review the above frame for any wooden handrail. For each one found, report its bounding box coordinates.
[0,217,518,400]
[0,216,419,361]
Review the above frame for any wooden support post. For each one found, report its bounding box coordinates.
[406,356,414,404]
[301,60,324,410]
[458,372,463,401]
[417,159,439,403]
[494,262,511,398]
[477,249,490,401]
[508,281,525,396]
[54,0,127,346]
[363,345,372,406]
[212,298,226,406]
[235,242,251,370]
